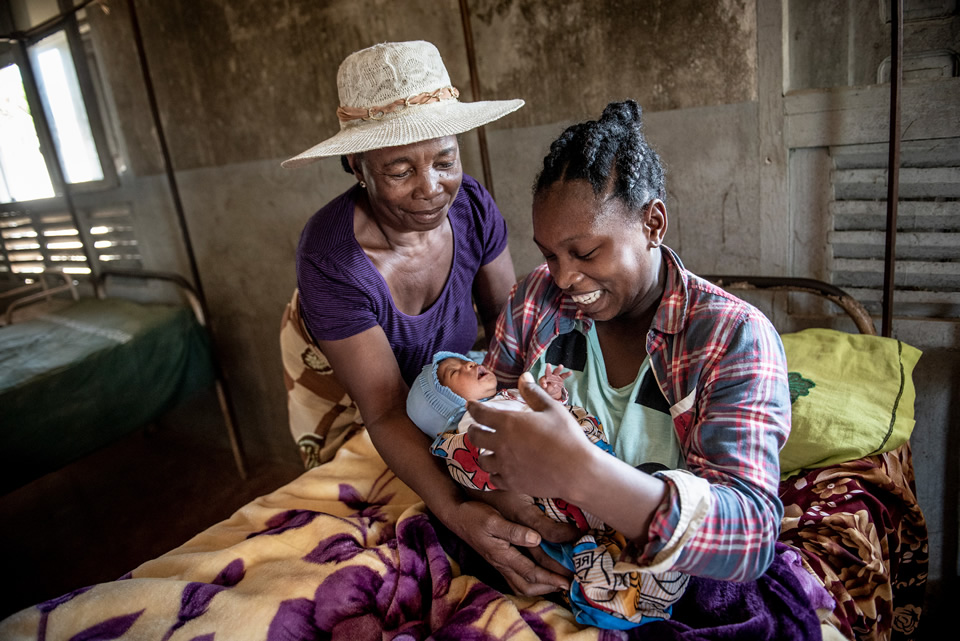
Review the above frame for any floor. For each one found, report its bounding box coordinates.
[0,394,304,620]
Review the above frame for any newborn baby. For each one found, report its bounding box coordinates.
[406,351,689,629]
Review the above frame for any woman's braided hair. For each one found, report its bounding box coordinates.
[534,100,665,212]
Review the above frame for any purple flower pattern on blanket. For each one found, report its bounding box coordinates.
[248,509,321,539]
[37,586,94,614]
[36,588,142,641]
[248,468,395,542]
[37,588,142,641]
[335,476,396,546]
[0,434,841,641]
[161,558,245,641]
[261,501,825,641]
[255,474,824,641]
[260,467,543,641]
[64,610,144,640]
[37,586,97,641]
[267,512,518,641]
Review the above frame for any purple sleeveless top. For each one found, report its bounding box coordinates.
[296,174,509,385]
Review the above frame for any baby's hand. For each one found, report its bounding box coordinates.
[538,363,571,402]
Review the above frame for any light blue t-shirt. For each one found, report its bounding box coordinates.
[529,321,683,470]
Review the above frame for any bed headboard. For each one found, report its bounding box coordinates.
[703,275,876,336]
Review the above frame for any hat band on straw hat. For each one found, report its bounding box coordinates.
[281,40,523,168]
[337,86,461,125]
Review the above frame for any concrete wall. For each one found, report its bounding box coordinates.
[77,0,956,622]
[86,0,765,461]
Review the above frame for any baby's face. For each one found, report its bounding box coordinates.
[437,357,498,401]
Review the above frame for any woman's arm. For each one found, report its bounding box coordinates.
[466,374,668,543]
[316,326,570,595]
[642,315,791,582]
[469,315,791,583]
[472,246,517,345]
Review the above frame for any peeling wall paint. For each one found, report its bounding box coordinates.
[469,0,757,126]
[90,0,757,172]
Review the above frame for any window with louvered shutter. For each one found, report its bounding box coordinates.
[828,137,960,319]
[1,8,125,289]
[1,205,141,278]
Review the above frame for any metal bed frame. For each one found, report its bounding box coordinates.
[2,268,247,481]
[703,275,877,336]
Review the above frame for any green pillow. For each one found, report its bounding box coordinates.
[779,328,921,478]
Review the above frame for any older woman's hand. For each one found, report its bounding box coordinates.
[462,487,577,584]
[466,373,594,500]
[444,498,571,596]
[463,487,578,545]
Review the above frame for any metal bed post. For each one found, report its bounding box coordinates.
[96,268,247,480]
[458,0,496,199]
[126,0,247,480]
[881,0,903,338]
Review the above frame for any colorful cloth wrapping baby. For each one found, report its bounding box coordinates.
[426,387,690,628]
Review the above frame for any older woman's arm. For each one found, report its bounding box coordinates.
[317,325,570,596]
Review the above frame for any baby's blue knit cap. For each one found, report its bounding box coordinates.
[407,351,473,439]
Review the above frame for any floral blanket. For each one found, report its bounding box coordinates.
[0,432,926,641]
[779,441,928,640]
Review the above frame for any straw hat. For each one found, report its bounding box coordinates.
[281,40,524,168]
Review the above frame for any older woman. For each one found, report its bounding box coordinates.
[470,100,793,585]
[280,41,572,596]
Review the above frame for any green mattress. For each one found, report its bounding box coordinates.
[0,298,215,493]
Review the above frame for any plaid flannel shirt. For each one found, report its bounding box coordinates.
[483,246,791,581]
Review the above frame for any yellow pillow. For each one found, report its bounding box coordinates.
[778,328,921,478]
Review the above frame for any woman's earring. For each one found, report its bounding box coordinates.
[359,180,367,189]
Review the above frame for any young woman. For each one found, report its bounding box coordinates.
[473,100,792,584]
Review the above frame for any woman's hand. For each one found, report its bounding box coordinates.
[463,487,577,581]
[467,372,594,500]
[464,487,578,544]
[470,373,668,543]
[442,498,571,596]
